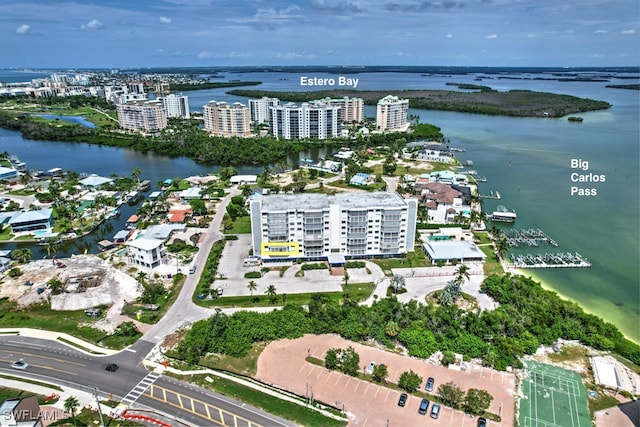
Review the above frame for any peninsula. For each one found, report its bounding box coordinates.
[228,87,612,117]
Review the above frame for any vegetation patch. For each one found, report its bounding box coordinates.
[228,216,252,234]
[199,341,269,377]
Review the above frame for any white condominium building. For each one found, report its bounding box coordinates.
[249,97,280,124]
[116,100,167,133]
[376,95,409,131]
[203,100,251,137]
[269,102,341,140]
[250,192,418,261]
[159,94,190,119]
[313,96,364,123]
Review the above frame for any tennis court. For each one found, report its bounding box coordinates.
[519,360,591,427]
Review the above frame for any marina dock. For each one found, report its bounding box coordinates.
[480,191,500,199]
[503,228,558,248]
[510,252,591,268]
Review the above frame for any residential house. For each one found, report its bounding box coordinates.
[8,208,54,233]
[126,238,166,269]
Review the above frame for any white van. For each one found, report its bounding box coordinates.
[188,264,197,274]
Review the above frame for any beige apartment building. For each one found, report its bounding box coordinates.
[116,100,167,133]
[313,96,364,123]
[203,100,251,137]
[376,95,409,131]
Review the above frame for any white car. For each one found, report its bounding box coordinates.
[11,360,28,370]
[365,361,376,375]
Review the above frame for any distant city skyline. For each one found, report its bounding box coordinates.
[3,0,639,68]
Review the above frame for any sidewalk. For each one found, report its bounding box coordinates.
[0,328,118,356]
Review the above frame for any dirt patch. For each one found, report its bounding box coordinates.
[0,255,141,333]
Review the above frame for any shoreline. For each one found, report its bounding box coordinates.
[506,265,639,344]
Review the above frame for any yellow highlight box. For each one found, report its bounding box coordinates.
[261,241,300,257]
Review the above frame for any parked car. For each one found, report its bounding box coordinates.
[418,398,430,415]
[397,393,408,407]
[430,403,441,419]
[11,360,28,370]
[365,361,376,375]
[105,363,119,372]
[425,377,435,392]
[478,417,487,427]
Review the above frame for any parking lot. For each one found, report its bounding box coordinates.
[257,334,515,427]
[216,235,382,297]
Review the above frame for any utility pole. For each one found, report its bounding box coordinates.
[92,387,105,427]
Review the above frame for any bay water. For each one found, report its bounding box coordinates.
[0,69,637,341]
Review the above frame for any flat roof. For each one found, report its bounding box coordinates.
[9,208,52,224]
[0,166,17,174]
[126,238,164,251]
[260,192,412,212]
[422,240,486,261]
[79,175,114,187]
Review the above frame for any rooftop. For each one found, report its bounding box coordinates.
[422,240,486,261]
[126,238,164,251]
[79,174,114,187]
[260,192,413,211]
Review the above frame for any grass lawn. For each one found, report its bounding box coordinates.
[0,299,131,350]
[479,245,504,276]
[587,391,620,414]
[197,282,375,308]
[0,226,14,241]
[200,341,268,376]
[326,180,386,192]
[473,231,492,244]
[229,216,252,234]
[371,248,432,275]
[184,374,346,427]
[7,188,37,196]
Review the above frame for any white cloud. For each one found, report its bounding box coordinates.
[197,50,212,59]
[527,33,537,38]
[620,29,636,34]
[229,5,303,29]
[16,24,31,35]
[446,34,453,38]
[486,34,497,39]
[159,16,172,24]
[594,29,607,34]
[81,19,105,30]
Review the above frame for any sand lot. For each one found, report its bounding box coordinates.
[257,334,515,427]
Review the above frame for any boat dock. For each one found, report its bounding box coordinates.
[510,252,591,268]
[479,191,500,199]
[503,228,558,248]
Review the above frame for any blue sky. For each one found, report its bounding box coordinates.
[2,0,639,68]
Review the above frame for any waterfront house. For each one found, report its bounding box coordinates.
[422,240,486,264]
[113,229,132,244]
[0,166,19,183]
[79,174,114,189]
[126,214,139,229]
[412,144,455,163]
[179,187,202,201]
[143,224,186,241]
[168,209,192,224]
[230,175,258,185]
[126,238,166,269]
[418,182,469,224]
[8,208,54,233]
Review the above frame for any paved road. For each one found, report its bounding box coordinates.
[0,335,292,427]
[139,187,241,348]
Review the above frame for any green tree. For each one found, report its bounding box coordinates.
[265,284,277,304]
[495,237,509,260]
[384,320,400,338]
[219,166,237,181]
[372,363,388,383]
[47,278,65,295]
[63,395,79,426]
[441,350,456,367]
[10,248,32,264]
[455,264,470,284]
[247,280,257,297]
[390,274,406,294]
[115,321,139,337]
[398,369,423,392]
[189,199,208,216]
[464,388,493,415]
[339,346,360,377]
[44,239,59,256]
[437,381,465,409]
[324,348,340,370]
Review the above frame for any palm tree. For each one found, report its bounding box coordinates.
[247,280,257,297]
[495,237,509,260]
[455,264,470,285]
[240,184,252,198]
[44,239,59,256]
[265,284,277,304]
[64,395,79,426]
[11,248,32,264]
[19,171,31,186]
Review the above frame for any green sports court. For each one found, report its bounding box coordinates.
[519,360,591,427]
